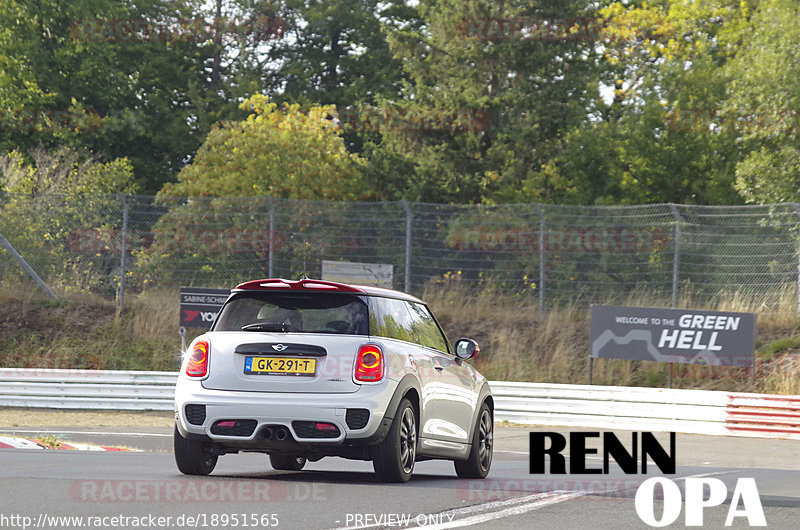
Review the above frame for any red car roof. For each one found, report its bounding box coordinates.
[233,278,424,304]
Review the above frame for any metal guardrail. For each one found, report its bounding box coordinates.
[0,369,176,410]
[491,381,800,440]
[1,369,798,440]
[490,381,728,435]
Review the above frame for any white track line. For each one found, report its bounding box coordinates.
[674,471,735,480]
[330,491,581,530]
[0,429,170,438]
[413,491,583,529]
[495,450,604,461]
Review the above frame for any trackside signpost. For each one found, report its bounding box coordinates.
[589,305,756,385]
[179,287,230,350]
[321,260,394,288]
[180,287,230,328]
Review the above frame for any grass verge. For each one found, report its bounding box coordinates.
[1,284,799,394]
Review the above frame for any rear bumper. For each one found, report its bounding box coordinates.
[174,377,397,448]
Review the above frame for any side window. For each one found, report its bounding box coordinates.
[406,302,450,353]
[369,297,415,342]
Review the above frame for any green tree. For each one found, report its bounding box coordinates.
[361,0,601,204]
[143,96,368,288]
[724,0,800,203]
[545,0,749,205]
[1,146,135,196]
[0,146,134,293]
[0,0,237,193]
[158,95,366,200]
[262,0,416,109]
[254,0,421,158]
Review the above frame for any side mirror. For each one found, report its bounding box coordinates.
[454,338,480,360]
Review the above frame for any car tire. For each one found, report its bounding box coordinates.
[454,403,493,479]
[372,398,417,483]
[174,425,218,476]
[269,454,307,471]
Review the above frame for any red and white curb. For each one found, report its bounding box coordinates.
[0,435,140,451]
[726,392,800,439]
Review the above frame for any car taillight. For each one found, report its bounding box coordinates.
[186,340,209,377]
[354,344,384,383]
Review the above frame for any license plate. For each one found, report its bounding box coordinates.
[244,356,316,376]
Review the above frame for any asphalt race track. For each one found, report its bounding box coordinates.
[1,426,798,529]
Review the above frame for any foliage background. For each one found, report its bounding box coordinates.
[2,0,798,206]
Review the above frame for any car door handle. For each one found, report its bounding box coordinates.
[433,364,444,371]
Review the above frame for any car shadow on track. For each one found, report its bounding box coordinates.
[210,469,471,488]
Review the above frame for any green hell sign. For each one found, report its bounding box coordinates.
[590,305,756,367]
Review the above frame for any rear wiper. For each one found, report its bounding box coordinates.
[241,322,287,332]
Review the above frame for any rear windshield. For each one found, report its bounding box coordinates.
[213,291,369,335]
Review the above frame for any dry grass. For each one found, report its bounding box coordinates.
[128,290,177,339]
[425,280,800,394]
[0,407,173,427]
[0,288,180,371]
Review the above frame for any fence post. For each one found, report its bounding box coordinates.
[667,204,682,390]
[403,201,412,293]
[268,197,275,277]
[791,203,800,316]
[538,205,546,313]
[0,232,58,300]
[668,204,681,308]
[117,194,128,314]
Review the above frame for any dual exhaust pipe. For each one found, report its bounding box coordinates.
[262,426,289,441]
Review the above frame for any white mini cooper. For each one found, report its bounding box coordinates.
[174,278,492,482]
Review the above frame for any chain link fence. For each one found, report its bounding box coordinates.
[1,194,799,311]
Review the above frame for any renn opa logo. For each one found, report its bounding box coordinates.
[530,432,766,527]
